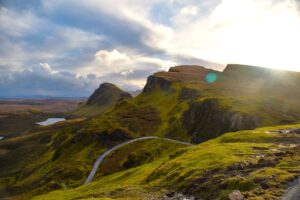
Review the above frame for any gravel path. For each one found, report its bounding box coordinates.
[282,178,300,200]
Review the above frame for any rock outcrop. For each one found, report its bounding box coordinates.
[143,75,173,92]
[87,83,132,106]
[182,99,261,143]
[143,65,220,92]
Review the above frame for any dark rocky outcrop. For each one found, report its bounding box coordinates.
[87,83,132,106]
[178,87,200,101]
[143,75,173,92]
[182,99,261,143]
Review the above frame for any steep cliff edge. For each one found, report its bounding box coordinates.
[182,98,261,143]
[143,65,220,92]
[142,64,300,142]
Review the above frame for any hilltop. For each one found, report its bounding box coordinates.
[70,83,132,117]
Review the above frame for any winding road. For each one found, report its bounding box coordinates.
[84,136,299,200]
[84,136,192,185]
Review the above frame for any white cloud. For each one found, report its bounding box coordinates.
[0,7,41,37]
[141,24,173,50]
[77,48,177,89]
[92,49,176,75]
[168,0,300,71]
[121,69,134,76]
[38,63,54,74]
[95,49,130,66]
[180,6,198,16]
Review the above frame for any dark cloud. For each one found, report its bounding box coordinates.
[0,63,146,98]
[0,65,101,97]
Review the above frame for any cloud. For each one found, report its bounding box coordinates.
[180,6,198,16]
[80,49,177,88]
[0,6,103,71]
[95,50,130,66]
[1,0,300,97]
[167,0,300,71]
[0,63,102,97]
[121,69,134,76]
[90,49,176,75]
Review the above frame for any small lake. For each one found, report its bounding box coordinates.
[0,136,4,140]
[36,118,66,126]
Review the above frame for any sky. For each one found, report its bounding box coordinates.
[0,0,300,97]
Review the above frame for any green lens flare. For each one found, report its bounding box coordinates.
[205,72,217,83]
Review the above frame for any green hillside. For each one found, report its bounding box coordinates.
[1,64,300,199]
[78,64,300,143]
[32,124,300,200]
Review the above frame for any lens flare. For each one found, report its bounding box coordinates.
[205,72,217,83]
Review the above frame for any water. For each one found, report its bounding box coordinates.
[36,118,65,126]
[0,136,3,140]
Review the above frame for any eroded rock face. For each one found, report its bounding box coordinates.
[143,75,173,92]
[143,65,220,93]
[182,99,261,143]
[178,88,200,101]
[87,83,132,106]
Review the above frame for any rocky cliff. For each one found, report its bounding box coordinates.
[182,98,261,143]
[143,65,220,92]
[141,64,300,142]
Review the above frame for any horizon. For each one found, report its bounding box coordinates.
[1,0,300,97]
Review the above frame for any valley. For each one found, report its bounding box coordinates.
[0,65,300,200]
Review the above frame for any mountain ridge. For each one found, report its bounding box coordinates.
[1,64,300,200]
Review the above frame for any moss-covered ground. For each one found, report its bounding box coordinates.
[32,123,300,200]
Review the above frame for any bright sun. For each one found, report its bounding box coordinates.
[212,0,300,72]
[171,0,300,72]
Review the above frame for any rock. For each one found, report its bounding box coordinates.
[261,182,270,189]
[86,82,132,106]
[178,88,200,100]
[166,191,175,198]
[143,75,173,93]
[163,191,199,200]
[228,163,247,170]
[256,159,277,168]
[228,190,244,200]
[143,65,220,93]
[252,146,269,150]
[182,98,261,143]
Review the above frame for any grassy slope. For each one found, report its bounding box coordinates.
[78,65,300,145]
[68,104,110,118]
[33,124,300,200]
[2,65,300,199]
[81,84,190,141]
[0,110,57,137]
[0,125,187,199]
[0,118,110,199]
